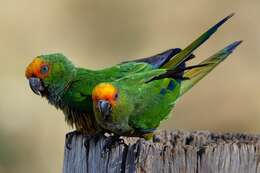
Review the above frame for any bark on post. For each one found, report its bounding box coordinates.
[63,130,260,173]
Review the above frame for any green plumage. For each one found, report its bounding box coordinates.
[91,14,242,138]
[37,57,157,133]
[26,14,241,137]
[93,41,242,138]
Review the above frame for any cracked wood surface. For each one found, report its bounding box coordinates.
[63,130,260,173]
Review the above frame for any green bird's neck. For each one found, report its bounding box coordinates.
[45,64,78,108]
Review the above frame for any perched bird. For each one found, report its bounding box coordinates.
[92,16,242,140]
[25,14,235,136]
[25,46,193,134]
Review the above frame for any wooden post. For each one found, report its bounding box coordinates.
[63,130,260,173]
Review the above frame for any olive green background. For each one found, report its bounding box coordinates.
[0,0,259,172]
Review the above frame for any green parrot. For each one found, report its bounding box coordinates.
[25,14,235,136]
[92,41,242,140]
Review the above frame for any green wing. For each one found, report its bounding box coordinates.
[126,78,180,132]
[114,41,242,133]
[112,68,180,131]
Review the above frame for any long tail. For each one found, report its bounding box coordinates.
[179,40,242,96]
[163,13,234,69]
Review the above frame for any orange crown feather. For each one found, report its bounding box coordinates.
[92,83,118,107]
[25,57,49,79]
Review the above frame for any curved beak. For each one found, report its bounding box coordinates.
[97,100,112,119]
[28,77,45,96]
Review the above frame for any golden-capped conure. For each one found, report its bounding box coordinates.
[92,40,242,139]
[25,14,237,135]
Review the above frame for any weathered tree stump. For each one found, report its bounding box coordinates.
[63,130,260,173]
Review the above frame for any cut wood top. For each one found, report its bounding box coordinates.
[63,130,260,173]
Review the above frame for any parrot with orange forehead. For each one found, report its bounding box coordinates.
[25,14,235,135]
[92,40,242,141]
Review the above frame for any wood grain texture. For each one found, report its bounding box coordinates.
[63,130,260,173]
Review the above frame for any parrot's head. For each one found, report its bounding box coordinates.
[92,83,119,118]
[25,53,76,99]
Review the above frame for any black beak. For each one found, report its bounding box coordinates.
[28,77,45,96]
[97,100,112,119]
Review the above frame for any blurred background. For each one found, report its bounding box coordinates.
[0,0,259,172]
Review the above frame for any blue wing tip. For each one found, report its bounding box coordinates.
[225,40,243,53]
[220,13,235,25]
[226,13,235,20]
[222,13,235,23]
[214,13,235,28]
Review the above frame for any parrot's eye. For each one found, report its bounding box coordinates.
[114,93,118,99]
[40,65,49,75]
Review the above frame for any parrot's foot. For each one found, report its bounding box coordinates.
[65,130,81,150]
[83,133,106,149]
[101,135,126,157]
[153,134,161,143]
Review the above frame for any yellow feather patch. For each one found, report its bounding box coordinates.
[92,83,117,107]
